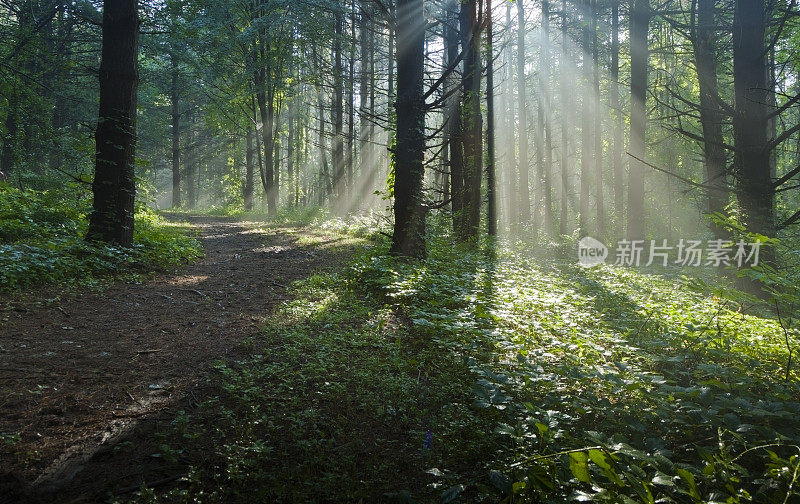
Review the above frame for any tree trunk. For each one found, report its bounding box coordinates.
[447,0,464,234]
[333,9,346,209]
[273,131,280,202]
[458,0,482,240]
[538,0,553,236]
[171,53,181,208]
[245,127,254,210]
[693,0,728,237]
[254,39,277,216]
[0,90,18,178]
[610,0,623,235]
[187,114,197,209]
[592,0,604,239]
[347,1,356,199]
[87,0,139,247]
[390,0,427,258]
[579,0,593,238]
[359,0,370,197]
[486,0,496,237]
[386,0,395,182]
[732,0,773,238]
[627,0,649,240]
[559,0,570,235]
[504,1,517,226]
[516,0,531,224]
[287,103,295,207]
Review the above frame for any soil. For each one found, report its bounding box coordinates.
[0,216,357,503]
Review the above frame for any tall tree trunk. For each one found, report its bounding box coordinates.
[516,0,531,223]
[693,0,728,237]
[273,131,280,202]
[559,0,570,235]
[254,37,277,216]
[610,0,623,235]
[486,0,496,237]
[732,0,774,238]
[313,53,332,203]
[333,9,346,209]
[187,114,197,209]
[627,0,649,239]
[579,0,593,237]
[538,0,553,236]
[347,1,356,199]
[387,0,395,181]
[287,103,295,207]
[0,90,18,178]
[87,0,139,247]
[49,6,73,175]
[592,0,604,239]
[171,53,181,208]
[245,127,255,210]
[447,0,464,234]
[504,1,517,226]
[390,0,427,258]
[458,0,482,240]
[359,0,371,199]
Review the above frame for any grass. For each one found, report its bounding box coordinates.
[115,216,800,503]
[0,185,202,291]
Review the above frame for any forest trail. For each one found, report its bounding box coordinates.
[0,216,357,502]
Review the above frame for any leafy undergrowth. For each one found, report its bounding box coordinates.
[121,221,799,503]
[0,186,202,291]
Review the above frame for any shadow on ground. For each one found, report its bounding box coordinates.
[0,215,361,504]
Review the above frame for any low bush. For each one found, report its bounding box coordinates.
[0,185,202,291]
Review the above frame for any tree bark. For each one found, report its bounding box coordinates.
[171,52,181,208]
[538,0,553,236]
[559,0,570,235]
[446,0,464,234]
[610,0,623,235]
[457,0,482,240]
[627,0,649,240]
[579,0,593,237]
[692,0,728,237]
[87,0,139,247]
[486,0,496,237]
[732,0,774,238]
[333,9,346,210]
[347,1,356,199]
[245,127,254,210]
[592,0,604,239]
[516,0,531,224]
[390,0,427,258]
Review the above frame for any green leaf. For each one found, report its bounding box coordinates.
[651,472,675,486]
[677,468,701,500]
[569,452,591,484]
[588,449,611,470]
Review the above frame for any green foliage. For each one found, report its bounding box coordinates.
[0,186,202,291]
[116,218,800,503]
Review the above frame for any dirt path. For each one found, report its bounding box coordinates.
[0,216,357,503]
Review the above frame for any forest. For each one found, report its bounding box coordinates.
[2,0,800,502]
